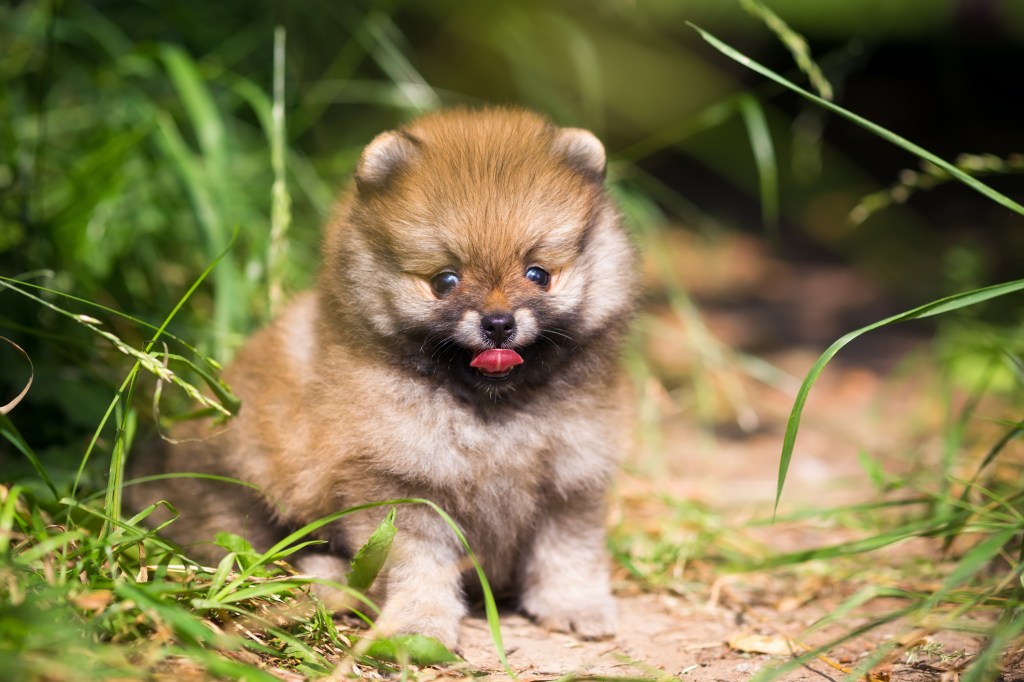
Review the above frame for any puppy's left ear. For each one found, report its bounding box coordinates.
[554,128,606,181]
[355,131,420,192]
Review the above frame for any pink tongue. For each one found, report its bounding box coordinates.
[470,349,524,374]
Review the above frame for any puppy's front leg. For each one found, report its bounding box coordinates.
[519,495,617,639]
[374,509,467,648]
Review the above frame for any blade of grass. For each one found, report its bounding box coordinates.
[1006,351,1024,386]
[942,425,1024,549]
[115,582,231,648]
[962,609,1024,682]
[16,529,88,565]
[215,579,328,605]
[0,276,218,367]
[152,109,238,359]
[361,11,440,111]
[0,413,59,498]
[159,44,227,177]
[617,98,738,163]
[73,370,137,503]
[770,278,1024,512]
[101,397,137,539]
[750,513,965,570]
[736,94,779,237]
[58,497,194,569]
[752,496,930,526]
[0,485,24,554]
[938,528,1019,594]
[152,353,241,415]
[267,25,291,317]
[689,23,1024,218]
[738,0,833,100]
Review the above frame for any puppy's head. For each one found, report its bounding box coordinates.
[323,108,636,398]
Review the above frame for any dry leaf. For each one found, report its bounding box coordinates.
[0,336,33,415]
[727,631,794,656]
[71,589,113,613]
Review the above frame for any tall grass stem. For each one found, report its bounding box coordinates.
[268,26,291,317]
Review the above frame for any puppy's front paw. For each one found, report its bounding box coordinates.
[521,590,618,640]
[376,603,463,650]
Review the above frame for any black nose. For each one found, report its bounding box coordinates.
[480,312,516,345]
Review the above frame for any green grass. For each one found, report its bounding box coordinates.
[3,0,1024,679]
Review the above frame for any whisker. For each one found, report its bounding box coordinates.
[427,336,459,362]
[543,327,577,343]
[537,332,564,352]
[540,328,579,351]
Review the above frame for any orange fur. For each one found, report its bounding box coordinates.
[129,107,638,647]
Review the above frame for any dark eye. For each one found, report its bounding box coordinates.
[525,266,550,289]
[430,271,460,298]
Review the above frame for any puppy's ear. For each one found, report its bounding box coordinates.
[355,131,420,191]
[553,128,606,181]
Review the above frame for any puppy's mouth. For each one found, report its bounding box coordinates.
[469,348,524,380]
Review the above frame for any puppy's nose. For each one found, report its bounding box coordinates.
[480,312,516,345]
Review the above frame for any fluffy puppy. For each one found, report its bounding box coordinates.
[130,107,637,647]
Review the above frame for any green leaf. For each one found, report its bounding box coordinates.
[207,552,237,599]
[362,634,461,665]
[346,507,397,592]
[214,532,255,556]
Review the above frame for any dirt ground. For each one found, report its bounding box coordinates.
[441,232,1018,681]
[456,593,986,681]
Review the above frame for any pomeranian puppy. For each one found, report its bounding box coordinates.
[130,107,637,647]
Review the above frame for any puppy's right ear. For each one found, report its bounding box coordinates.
[553,128,606,181]
[354,131,420,191]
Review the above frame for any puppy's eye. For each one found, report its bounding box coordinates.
[430,271,460,298]
[525,266,550,289]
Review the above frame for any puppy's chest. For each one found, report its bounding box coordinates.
[356,395,597,506]
[387,407,552,495]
